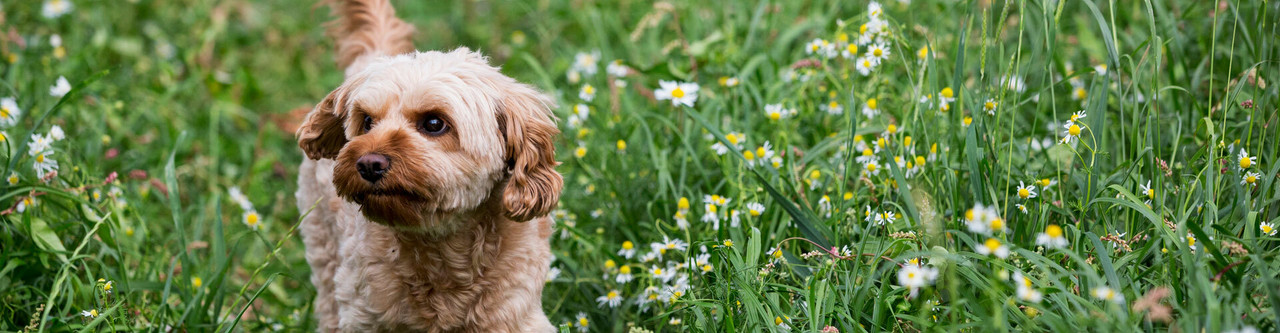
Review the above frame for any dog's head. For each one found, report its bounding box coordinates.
[297,48,562,233]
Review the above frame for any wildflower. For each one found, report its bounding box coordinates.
[1223,326,1260,333]
[1093,64,1107,75]
[1186,233,1198,251]
[0,98,21,127]
[1241,171,1260,186]
[49,77,72,98]
[695,252,713,274]
[7,173,17,185]
[983,99,997,115]
[572,103,590,120]
[1000,75,1026,93]
[862,158,881,176]
[33,151,59,175]
[821,100,843,115]
[866,43,889,62]
[964,203,1001,235]
[616,265,634,283]
[764,104,794,120]
[702,203,720,223]
[1061,122,1083,144]
[1036,225,1068,249]
[1016,181,1037,200]
[29,133,53,156]
[975,238,1009,258]
[867,1,884,18]
[874,210,895,225]
[855,57,876,76]
[618,241,636,258]
[578,84,596,102]
[596,290,623,308]
[650,265,676,283]
[718,76,740,87]
[775,316,792,332]
[616,139,627,152]
[1237,147,1257,170]
[939,87,955,103]
[1072,86,1088,101]
[1016,203,1027,214]
[573,145,586,158]
[804,38,836,58]
[192,277,203,289]
[243,211,262,230]
[572,51,601,76]
[1067,110,1087,124]
[1092,286,1124,304]
[546,267,561,282]
[745,202,765,217]
[861,98,880,118]
[654,80,699,107]
[637,286,660,307]
[43,0,74,18]
[962,116,972,127]
[81,309,99,318]
[1261,222,1277,236]
[48,125,67,141]
[896,261,938,297]
[653,236,688,254]
[1138,180,1156,200]
[916,46,929,61]
[606,60,628,77]
[102,280,114,294]
[1013,272,1042,302]
[575,312,590,332]
[841,43,860,59]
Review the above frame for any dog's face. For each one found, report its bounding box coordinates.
[297,49,562,233]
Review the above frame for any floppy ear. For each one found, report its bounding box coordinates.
[298,85,354,160]
[497,83,563,222]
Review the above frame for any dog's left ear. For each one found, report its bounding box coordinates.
[497,83,563,222]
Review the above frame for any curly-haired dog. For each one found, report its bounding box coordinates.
[294,0,561,331]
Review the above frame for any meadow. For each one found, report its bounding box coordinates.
[1,0,1278,331]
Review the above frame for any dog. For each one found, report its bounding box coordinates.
[294,0,562,331]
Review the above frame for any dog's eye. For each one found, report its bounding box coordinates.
[419,115,448,136]
[362,115,373,133]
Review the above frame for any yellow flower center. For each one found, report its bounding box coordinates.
[574,147,587,158]
[1187,236,1196,247]
[616,140,627,150]
[847,44,858,54]
[1,108,9,118]
[1046,225,1063,238]
[859,24,868,34]
[965,209,975,221]
[941,87,954,99]
[702,264,713,272]
[1240,157,1252,169]
[1246,175,1257,184]
[769,111,781,120]
[862,59,872,68]
[810,170,821,179]
[873,48,883,57]
[1039,178,1052,187]
[622,241,634,250]
[607,291,618,298]
[1070,114,1082,122]
[246,213,259,225]
[985,101,996,110]
[749,208,761,216]
[1068,124,1081,136]
[605,260,616,269]
[671,87,684,98]
[89,309,98,317]
[984,238,1002,252]
[1018,188,1030,198]
[620,266,631,274]
[1262,225,1273,233]
[726,133,740,145]
[653,268,663,275]
[915,156,926,166]
[743,150,756,161]
[907,272,916,279]
[582,85,594,95]
[678,197,690,210]
[963,117,972,126]
[36,154,45,163]
[990,218,1004,231]
[844,192,854,200]
[866,163,877,172]
[867,98,877,110]
[887,124,897,134]
[1146,188,1156,199]
[776,316,784,326]
[829,101,839,109]
[773,250,783,258]
[579,317,589,326]
[723,240,734,247]
[917,47,928,59]
[1074,88,1087,99]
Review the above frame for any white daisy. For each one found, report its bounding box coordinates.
[896,262,938,297]
[50,76,71,97]
[1035,225,1069,249]
[1091,286,1124,304]
[654,80,699,107]
[1016,181,1037,200]
[42,0,74,19]
[571,51,601,76]
[606,60,628,77]
[0,97,21,127]
[974,238,1009,259]
[596,290,623,308]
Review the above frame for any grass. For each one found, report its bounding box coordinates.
[1,0,1277,331]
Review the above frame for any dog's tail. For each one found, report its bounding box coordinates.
[324,0,414,74]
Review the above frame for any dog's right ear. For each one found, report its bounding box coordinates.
[298,84,354,160]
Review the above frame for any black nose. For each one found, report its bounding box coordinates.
[356,154,391,183]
